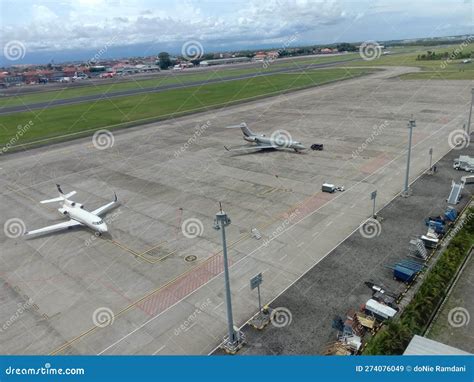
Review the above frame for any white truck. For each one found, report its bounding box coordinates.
[453,155,474,172]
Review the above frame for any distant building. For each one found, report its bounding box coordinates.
[253,51,267,61]
[404,335,470,355]
[200,57,251,66]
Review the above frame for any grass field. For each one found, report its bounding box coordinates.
[0,54,359,108]
[0,67,373,148]
[346,42,474,80]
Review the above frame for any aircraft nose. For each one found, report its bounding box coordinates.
[99,223,108,233]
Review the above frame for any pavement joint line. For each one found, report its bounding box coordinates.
[4,67,462,354]
[50,229,255,354]
[207,143,463,355]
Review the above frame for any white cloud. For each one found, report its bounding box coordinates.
[0,0,472,57]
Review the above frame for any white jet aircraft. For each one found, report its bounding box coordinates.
[224,122,306,152]
[25,185,119,237]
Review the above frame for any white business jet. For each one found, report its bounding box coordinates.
[224,122,306,153]
[25,184,119,237]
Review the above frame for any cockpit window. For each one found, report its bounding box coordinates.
[92,220,104,225]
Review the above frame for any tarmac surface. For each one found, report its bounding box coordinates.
[0,66,472,355]
[225,145,473,355]
[0,57,359,115]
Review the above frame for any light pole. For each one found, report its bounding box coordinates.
[371,190,377,219]
[213,203,243,353]
[429,147,433,172]
[403,118,416,197]
[467,88,474,136]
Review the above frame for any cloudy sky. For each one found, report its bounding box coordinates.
[0,0,472,64]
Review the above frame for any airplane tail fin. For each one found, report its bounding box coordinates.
[226,122,255,137]
[40,184,77,204]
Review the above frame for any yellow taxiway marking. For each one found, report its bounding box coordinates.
[49,205,297,355]
[49,230,252,355]
[6,185,57,213]
[51,218,281,355]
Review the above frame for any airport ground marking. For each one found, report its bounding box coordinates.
[100,122,456,355]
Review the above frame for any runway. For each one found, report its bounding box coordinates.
[0,58,358,115]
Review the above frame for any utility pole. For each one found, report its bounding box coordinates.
[467,88,474,136]
[403,118,416,197]
[213,203,243,353]
[429,147,433,173]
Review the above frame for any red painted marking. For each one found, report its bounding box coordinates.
[412,131,427,145]
[137,253,231,316]
[360,153,391,174]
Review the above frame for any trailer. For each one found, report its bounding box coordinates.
[364,299,397,320]
[322,183,336,193]
[461,175,474,185]
[393,264,417,282]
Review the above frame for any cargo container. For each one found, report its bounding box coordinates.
[322,183,336,193]
[364,299,397,320]
[393,264,416,282]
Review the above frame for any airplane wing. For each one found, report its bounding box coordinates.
[25,220,83,237]
[91,193,119,216]
[224,145,276,152]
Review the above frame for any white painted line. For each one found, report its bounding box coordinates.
[311,231,320,237]
[152,345,166,355]
[279,254,288,261]
[297,242,305,248]
[99,121,455,356]
[325,221,333,227]
[213,302,224,311]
